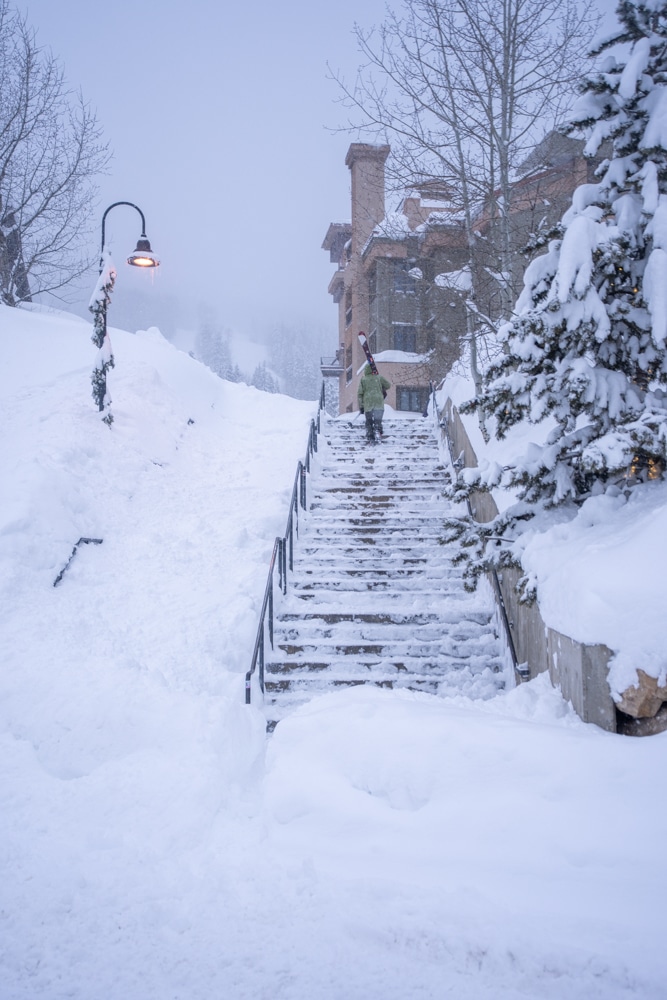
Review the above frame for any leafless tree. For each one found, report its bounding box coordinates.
[333,0,599,430]
[0,0,109,306]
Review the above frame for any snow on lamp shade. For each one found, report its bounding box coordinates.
[127,236,160,268]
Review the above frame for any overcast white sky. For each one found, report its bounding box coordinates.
[18,0,617,347]
[17,0,392,343]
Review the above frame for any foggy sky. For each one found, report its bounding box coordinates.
[17,0,389,341]
[17,0,617,344]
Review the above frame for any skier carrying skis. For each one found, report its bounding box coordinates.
[357,364,390,444]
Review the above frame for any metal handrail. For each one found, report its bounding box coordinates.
[429,384,520,675]
[245,385,326,705]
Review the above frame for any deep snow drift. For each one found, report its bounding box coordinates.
[1,304,665,999]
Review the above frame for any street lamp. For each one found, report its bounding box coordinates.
[90,201,160,424]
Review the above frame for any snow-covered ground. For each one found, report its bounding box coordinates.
[1,304,666,999]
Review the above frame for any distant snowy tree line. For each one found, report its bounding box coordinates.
[194,316,328,400]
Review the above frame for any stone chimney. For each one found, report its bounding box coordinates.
[345,143,390,256]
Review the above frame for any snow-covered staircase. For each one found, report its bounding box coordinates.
[265,413,506,726]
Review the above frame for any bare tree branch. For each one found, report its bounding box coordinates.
[0,0,110,305]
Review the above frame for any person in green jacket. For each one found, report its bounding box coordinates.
[357,364,391,444]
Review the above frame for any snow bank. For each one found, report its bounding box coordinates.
[264,683,667,998]
[0,301,314,825]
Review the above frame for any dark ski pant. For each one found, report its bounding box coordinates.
[365,408,384,442]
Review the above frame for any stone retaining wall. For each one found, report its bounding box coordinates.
[442,398,617,733]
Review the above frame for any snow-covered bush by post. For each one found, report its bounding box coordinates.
[89,252,116,425]
[448,0,667,593]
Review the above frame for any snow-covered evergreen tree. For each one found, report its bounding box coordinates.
[250,361,279,393]
[447,0,667,591]
[194,318,241,382]
[269,323,327,401]
[227,362,244,384]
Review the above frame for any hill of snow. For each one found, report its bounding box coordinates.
[1,305,665,999]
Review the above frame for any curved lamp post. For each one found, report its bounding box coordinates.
[90,201,160,424]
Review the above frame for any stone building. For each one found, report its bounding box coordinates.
[322,135,596,416]
[472,132,605,316]
[322,143,469,414]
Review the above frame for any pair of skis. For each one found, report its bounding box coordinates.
[358,331,378,374]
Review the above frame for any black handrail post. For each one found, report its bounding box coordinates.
[268,570,274,649]
[289,505,295,572]
[300,464,307,510]
[259,625,265,695]
[293,487,299,541]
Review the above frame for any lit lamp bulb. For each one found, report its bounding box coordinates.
[127,236,160,268]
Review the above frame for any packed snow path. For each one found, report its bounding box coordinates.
[265,413,506,725]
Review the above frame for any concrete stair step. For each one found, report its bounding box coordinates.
[275,628,494,647]
[293,554,453,567]
[303,523,446,535]
[276,610,493,627]
[312,470,449,482]
[295,542,454,555]
[274,637,500,658]
[266,649,502,672]
[284,588,478,605]
[265,675,442,695]
[319,458,439,469]
[289,578,465,593]
[289,552,432,565]
[291,566,460,579]
[274,617,495,638]
[313,479,447,490]
[324,430,434,439]
[309,504,446,515]
[311,487,446,497]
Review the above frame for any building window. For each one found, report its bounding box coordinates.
[345,291,352,328]
[397,386,429,412]
[369,329,377,354]
[368,270,377,311]
[393,261,416,294]
[345,344,353,384]
[393,324,416,352]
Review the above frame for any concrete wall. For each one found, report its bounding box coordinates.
[443,399,617,733]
